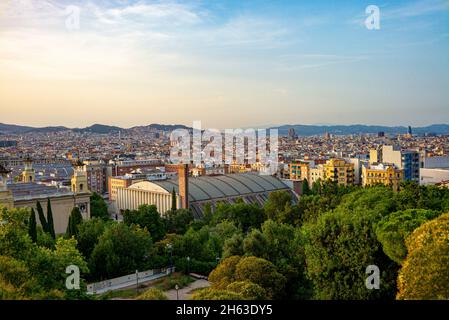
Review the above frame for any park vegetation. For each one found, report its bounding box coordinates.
[1,181,449,300]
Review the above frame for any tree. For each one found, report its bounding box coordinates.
[171,188,177,212]
[164,209,194,234]
[301,187,399,300]
[46,198,56,239]
[302,179,311,195]
[208,255,286,299]
[226,281,267,300]
[222,234,244,258]
[28,209,37,243]
[89,222,153,279]
[397,212,449,300]
[172,226,221,270]
[138,287,168,300]
[66,207,83,238]
[243,229,268,259]
[0,207,89,299]
[212,202,265,232]
[264,191,292,220]
[76,218,109,260]
[311,179,322,195]
[256,220,310,299]
[234,256,286,299]
[123,205,166,242]
[27,237,89,298]
[208,256,242,289]
[36,201,48,233]
[210,220,240,248]
[375,209,440,264]
[90,192,109,220]
[191,288,244,300]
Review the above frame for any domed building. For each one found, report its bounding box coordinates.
[116,164,297,219]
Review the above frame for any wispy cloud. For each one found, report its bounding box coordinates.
[276,54,370,71]
[385,0,449,18]
[348,0,449,26]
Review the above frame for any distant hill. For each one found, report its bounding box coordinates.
[0,123,68,134]
[72,124,122,134]
[129,124,191,133]
[272,124,449,136]
[1,122,448,136]
[0,123,191,135]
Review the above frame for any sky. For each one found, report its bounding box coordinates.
[0,0,448,129]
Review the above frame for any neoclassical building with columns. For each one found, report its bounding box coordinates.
[0,160,91,234]
[116,164,296,219]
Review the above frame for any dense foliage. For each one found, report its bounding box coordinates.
[1,180,448,300]
[397,212,449,299]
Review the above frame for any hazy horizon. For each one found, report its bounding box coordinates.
[2,120,449,130]
[1,0,448,129]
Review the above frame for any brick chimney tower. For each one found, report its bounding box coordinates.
[178,164,189,209]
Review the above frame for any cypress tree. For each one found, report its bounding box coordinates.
[66,214,72,237]
[36,201,48,233]
[46,198,56,239]
[171,187,177,212]
[28,208,37,242]
[303,179,311,195]
[67,207,83,238]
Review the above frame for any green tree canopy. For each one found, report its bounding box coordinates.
[226,281,267,300]
[76,218,110,260]
[124,205,166,242]
[211,202,265,232]
[89,222,153,279]
[90,192,110,221]
[301,187,399,300]
[191,287,244,300]
[375,209,441,264]
[234,256,286,299]
[397,212,449,300]
[137,287,168,300]
[164,209,194,234]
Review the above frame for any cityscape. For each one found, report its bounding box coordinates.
[1,0,449,310]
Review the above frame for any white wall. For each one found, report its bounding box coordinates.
[420,168,449,185]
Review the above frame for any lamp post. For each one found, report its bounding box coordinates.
[187,256,190,274]
[175,284,179,300]
[216,256,220,265]
[135,269,139,296]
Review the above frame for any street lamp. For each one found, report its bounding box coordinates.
[135,269,139,296]
[187,256,190,274]
[175,284,179,300]
[216,256,221,265]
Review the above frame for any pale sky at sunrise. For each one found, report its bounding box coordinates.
[0,0,448,129]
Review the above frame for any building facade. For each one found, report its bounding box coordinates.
[323,158,355,186]
[376,145,420,182]
[362,163,404,192]
[0,162,91,234]
[116,168,296,219]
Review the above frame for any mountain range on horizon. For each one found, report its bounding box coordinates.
[1,122,449,136]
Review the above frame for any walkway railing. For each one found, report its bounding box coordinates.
[87,267,175,294]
